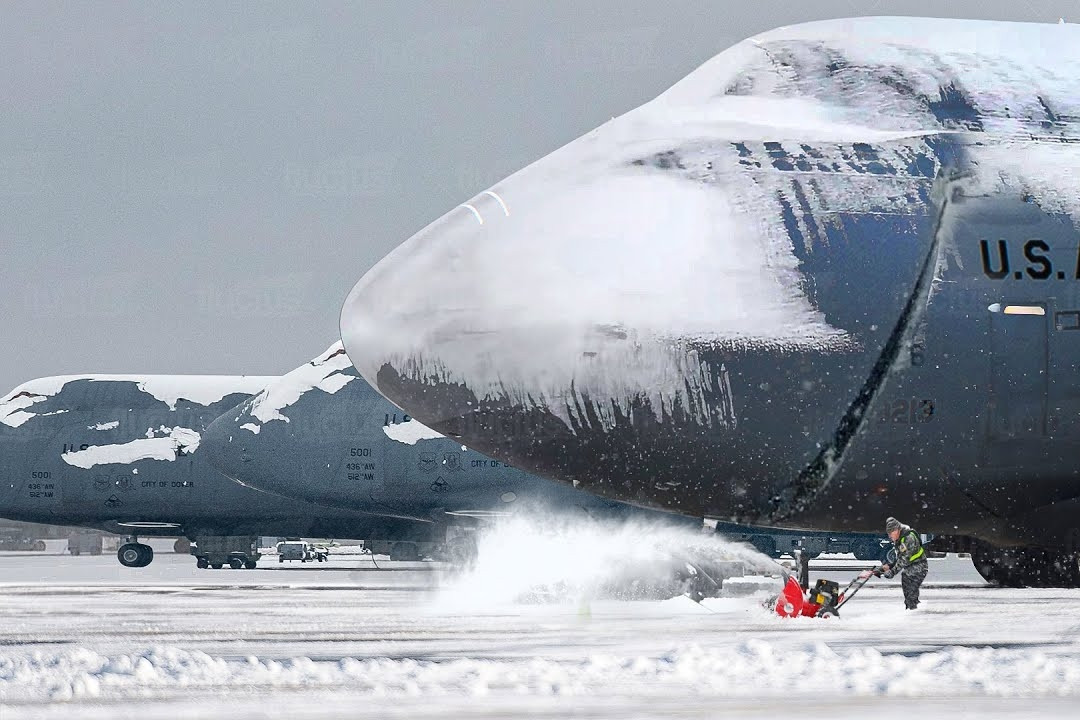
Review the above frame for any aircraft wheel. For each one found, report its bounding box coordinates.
[196,557,209,569]
[117,543,140,567]
[244,559,257,569]
[228,557,244,570]
[852,540,884,562]
[118,543,153,568]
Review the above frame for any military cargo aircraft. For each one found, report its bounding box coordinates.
[202,341,708,563]
[202,341,889,565]
[0,375,441,568]
[338,17,1080,587]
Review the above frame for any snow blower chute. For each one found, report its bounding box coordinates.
[771,567,879,618]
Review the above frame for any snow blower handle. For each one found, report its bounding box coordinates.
[859,563,887,579]
[835,564,883,611]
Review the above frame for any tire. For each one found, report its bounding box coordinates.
[118,544,140,567]
[244,559,257,570]
[70,549,80,557]
[118,543,152,568]
[211,562,223,570]
[173,538,192,554]
[33,541,46,552]
[852,540,885,562]
[278,556,284,563]
[196,557,209,569]
[228,557,244,570]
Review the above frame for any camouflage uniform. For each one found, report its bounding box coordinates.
[884,523,928,609]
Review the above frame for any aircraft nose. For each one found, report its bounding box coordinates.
[203,406,273,493]
[343,96,939,522]
[344,167,843,520]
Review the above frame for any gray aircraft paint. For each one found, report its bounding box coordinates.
[0,375,440,543]
[202,342,701,528]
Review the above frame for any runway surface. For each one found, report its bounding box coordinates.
[1,543,1079,719]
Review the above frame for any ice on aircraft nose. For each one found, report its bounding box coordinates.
[342,121,865,433]
[341,16,1080,520]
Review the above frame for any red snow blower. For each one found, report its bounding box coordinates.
[770,566,880,618]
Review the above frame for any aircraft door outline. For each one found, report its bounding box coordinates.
[987,301,1048,445]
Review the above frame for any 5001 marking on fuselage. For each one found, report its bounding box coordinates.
[28,470,55,498]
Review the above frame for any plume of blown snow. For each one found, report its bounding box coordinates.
[436,512,782,609]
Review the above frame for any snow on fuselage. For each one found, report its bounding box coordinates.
[340,17,1080,549]
[0,375,434,540]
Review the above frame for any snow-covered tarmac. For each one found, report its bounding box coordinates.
[2,545,1079,719]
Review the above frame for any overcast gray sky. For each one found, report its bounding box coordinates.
[1,0,1074,391]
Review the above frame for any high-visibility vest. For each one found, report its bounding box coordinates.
[902,530,925,563]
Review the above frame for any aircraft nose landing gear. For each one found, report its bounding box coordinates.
[117,541,154,568]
